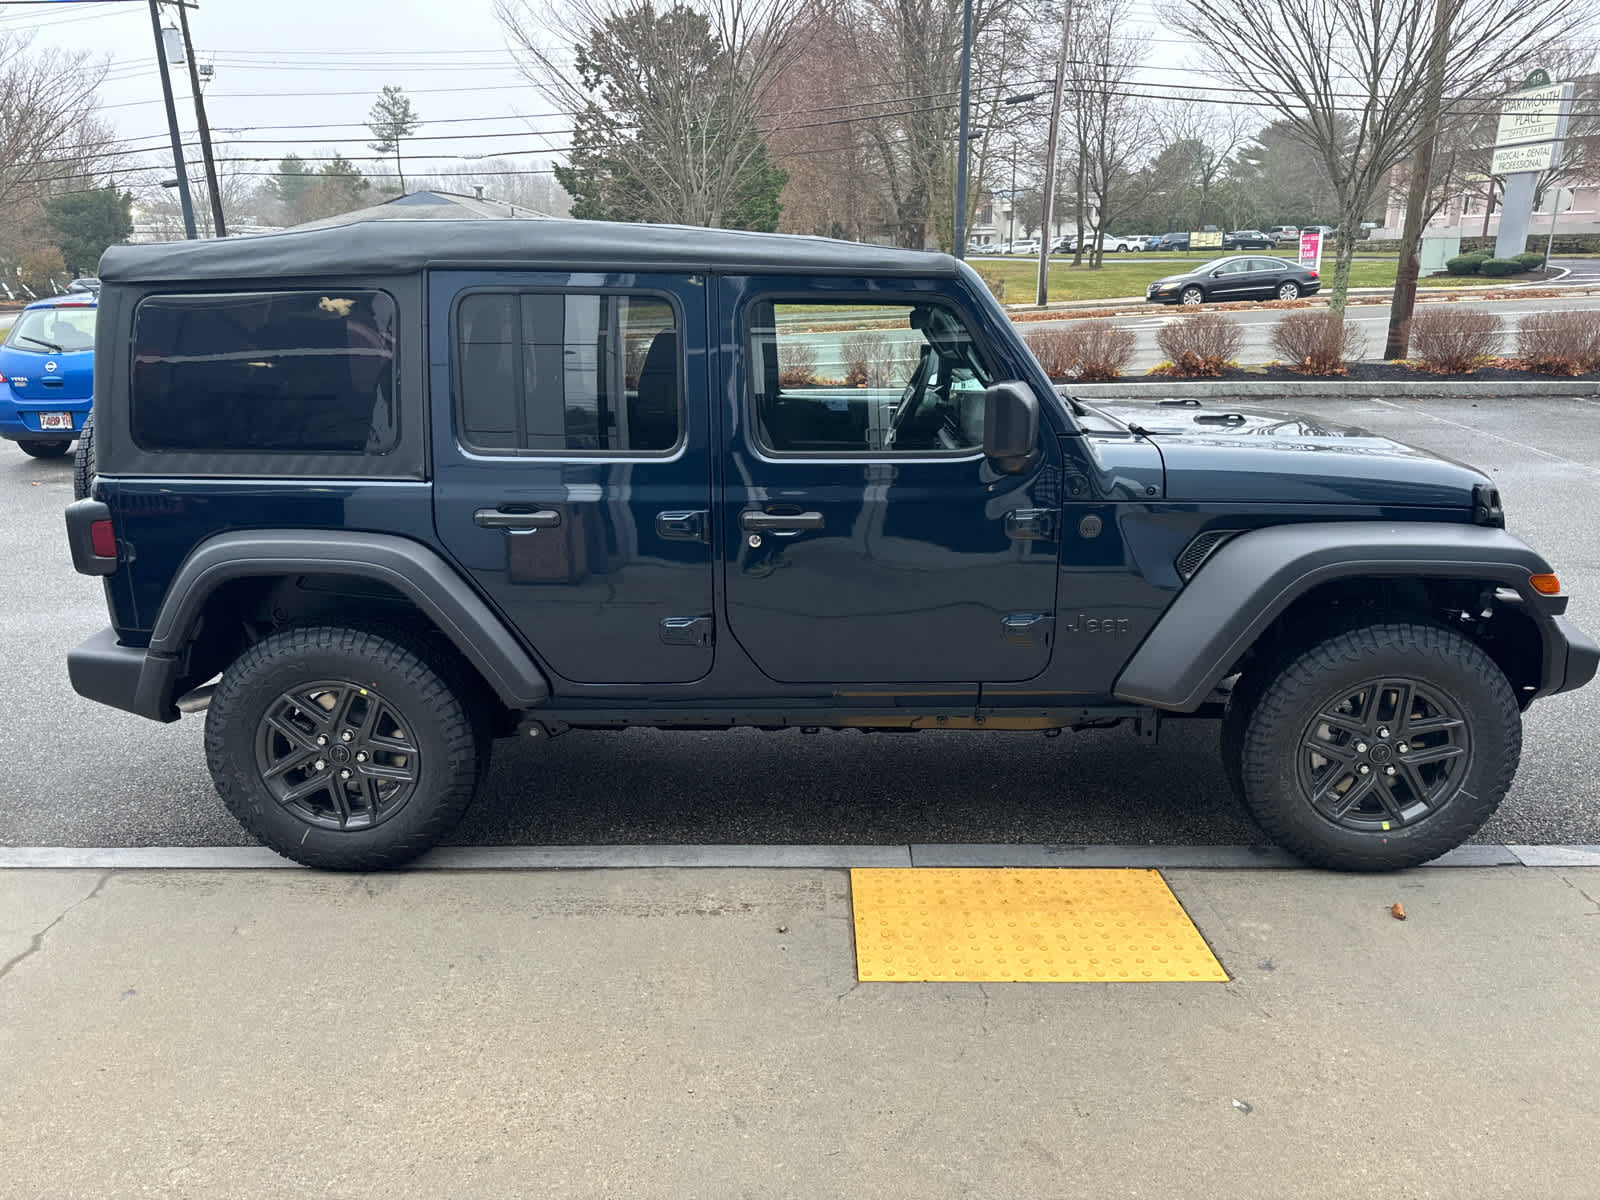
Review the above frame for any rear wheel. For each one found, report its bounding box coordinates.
[1231,621,1519,871]
[1277,281,1302,300]
[17,439,71,459]
[205,625,488,870]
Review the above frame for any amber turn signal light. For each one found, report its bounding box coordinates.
[1529,573,1562,595]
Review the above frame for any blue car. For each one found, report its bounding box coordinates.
[0,294,96,458]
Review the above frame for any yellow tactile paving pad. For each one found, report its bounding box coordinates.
[850,868,1228,983]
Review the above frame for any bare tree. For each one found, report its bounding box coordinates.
[1162,0,1594,316]
[1158,100,1257,229]
[499,0,812,229]
[1073,1,1153,266]
[0,31,118,261]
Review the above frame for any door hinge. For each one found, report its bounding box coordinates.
[659,616,714,648]
[1004,508,1056,541]
[656,510,711,543]
[1001,613,1054,647]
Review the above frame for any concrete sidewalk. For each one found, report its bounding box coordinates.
[3,866,1598,1198]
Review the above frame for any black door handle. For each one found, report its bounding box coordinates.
[474,508,561,530]
[740,510,824,532]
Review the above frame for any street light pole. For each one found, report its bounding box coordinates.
[1036,1,1074,306]
[952,0,973,259]
[147,0,196,239]
[174,0,227,237]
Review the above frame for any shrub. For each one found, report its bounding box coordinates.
[1025,320,1136,381]
[777,338,818,387]
[1444,255,1481,275]
[1155,311,1242,376]
[1513,251,1547,272]
[1478,257,1522,277]
[1269,311,1367,375]
[18,246,65,292]
[1409,307,1504,373]
[1515,310,1600,373]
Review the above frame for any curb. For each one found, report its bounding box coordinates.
[1,843,1596,870]
[1065,379,1600,399]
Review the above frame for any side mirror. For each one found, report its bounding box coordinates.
[982,382,1038,472]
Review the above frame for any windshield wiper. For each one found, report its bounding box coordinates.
[18,335,64,353]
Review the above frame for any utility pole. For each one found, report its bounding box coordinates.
[1384,0,1455,360]
[147,0,196,239]
[1035,1,1073,307]
[174,0,226,237]
[952,0,974,259]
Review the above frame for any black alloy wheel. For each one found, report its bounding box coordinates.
[253,680,423,831]
[1296,677,1470,834]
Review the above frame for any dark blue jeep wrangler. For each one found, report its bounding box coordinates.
[64,220,1597,870]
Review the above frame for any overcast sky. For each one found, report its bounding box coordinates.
[4,0,1183,200]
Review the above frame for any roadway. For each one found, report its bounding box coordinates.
[2,394,1596,852]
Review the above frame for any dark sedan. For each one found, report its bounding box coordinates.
[1145,255,1321,306]
[1223,229,1274,249]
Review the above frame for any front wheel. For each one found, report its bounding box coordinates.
[17,439,72,459]
[1232,622,1520,871]
[1180,286,1204,306]
[205,625,488,869]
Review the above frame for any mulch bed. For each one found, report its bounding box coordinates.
[1177,362,1600,384]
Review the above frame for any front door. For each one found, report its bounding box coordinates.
[430,271,714,685]
[718,278,1061,685]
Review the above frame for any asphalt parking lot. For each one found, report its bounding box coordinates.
[2,392,1597,851]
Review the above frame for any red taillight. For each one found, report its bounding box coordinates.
[1308,270,1319,279]
[90,519,116,559]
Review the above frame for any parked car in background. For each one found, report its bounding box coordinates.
[1223,230,1275,250]
[1143,234,1163,251]
[1145,255,1320,306]
[1303,225,1338,240]
[0,292,96,458]
[1269,226,1299,244]
[1158,231,1191,250]
[1007,238,1041,256]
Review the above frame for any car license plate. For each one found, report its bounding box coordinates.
[39,412,73,431]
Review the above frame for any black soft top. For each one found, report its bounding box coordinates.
[98,219,956,284]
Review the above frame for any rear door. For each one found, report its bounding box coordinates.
[430,271,715,685]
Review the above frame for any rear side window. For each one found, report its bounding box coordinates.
[131,291,398,454]
[455,291,681,455]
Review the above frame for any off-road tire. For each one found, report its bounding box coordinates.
[205,625,488,870]
[1232,621,1519,871]
[18,438,71,459]
[72,412,95,500]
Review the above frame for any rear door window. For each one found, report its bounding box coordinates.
[454,291,682,456]
[130,290,398,454]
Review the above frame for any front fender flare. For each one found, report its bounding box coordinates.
[1112,522,1564,712]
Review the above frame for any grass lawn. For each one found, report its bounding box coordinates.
[972,257,1520,304]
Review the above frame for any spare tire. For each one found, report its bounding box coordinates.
[72,411,95,501]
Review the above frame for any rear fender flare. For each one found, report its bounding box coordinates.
[150,530,551,709]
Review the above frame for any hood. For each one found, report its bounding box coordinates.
[1085,401,1492,509]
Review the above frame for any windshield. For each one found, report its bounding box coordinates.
[4,306,96,354]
